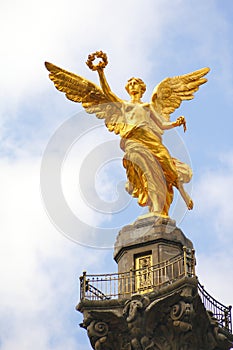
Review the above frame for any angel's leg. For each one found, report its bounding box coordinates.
[177,181,193,210]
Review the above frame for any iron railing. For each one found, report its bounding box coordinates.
[198,282,232,332]
[79,248,232,333]
[79,247,195,300]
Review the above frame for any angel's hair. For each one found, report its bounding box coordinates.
[125,77,146,97]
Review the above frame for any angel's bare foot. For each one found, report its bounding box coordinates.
[183,193,193,210]
[177,181,193,210]
[187,199,194,210]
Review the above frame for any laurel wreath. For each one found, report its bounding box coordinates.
[86,51,108,71]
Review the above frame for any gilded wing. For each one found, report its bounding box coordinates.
[45,62,123,134]
[151,67,210,121]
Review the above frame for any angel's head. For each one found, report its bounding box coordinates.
[125,77,146,98]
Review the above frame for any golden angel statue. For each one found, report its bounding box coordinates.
[45,51,209,217]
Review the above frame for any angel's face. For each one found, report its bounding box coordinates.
[125,78,146,99]
[127,79,142,96]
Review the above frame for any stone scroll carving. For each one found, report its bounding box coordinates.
[170,300,194,332]
[87,320,110,350]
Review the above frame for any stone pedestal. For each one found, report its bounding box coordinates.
[77,217,233,350]
[114,215,193,275]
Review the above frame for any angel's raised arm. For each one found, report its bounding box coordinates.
[85,51,122,103]
[97,69,122,103]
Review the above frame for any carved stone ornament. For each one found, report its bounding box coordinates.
[123,295,155,350]
[170,300,195,332]
[78,278,233,350]
[87,320,110,350]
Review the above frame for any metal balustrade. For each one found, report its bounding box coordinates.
[79,247,195,300]
[198,282,232,332]
[79,247,232,333]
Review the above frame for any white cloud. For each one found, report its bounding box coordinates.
[0,156,110,350]
[1,1,227,118]
[194,152,233,242]
[191,152,233,310]
[197,251,233,307]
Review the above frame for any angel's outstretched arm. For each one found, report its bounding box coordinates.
[150,104,186,131]
[97,69,121,103]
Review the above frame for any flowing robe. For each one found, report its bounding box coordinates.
[118,102,192,215]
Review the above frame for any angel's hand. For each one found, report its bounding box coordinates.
[173,116,187,132]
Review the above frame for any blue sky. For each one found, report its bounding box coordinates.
[1,1,233,349]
